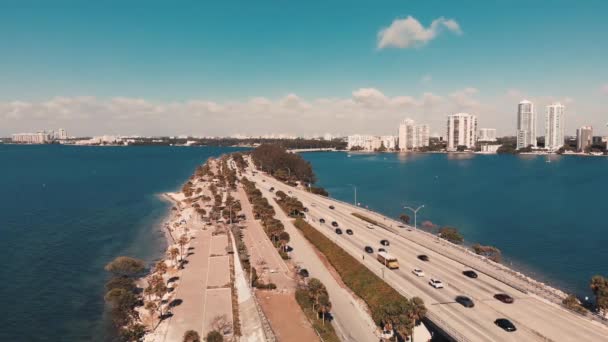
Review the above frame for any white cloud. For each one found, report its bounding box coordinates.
[377,16,462,49]
[4,88,602,137]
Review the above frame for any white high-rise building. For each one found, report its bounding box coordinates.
[380,135,397,150]
[478,128,497,142]
[517,100,536,149]
[58,128,68,140]
[446,113,477,151]
[398,119,414,150]
[545,103,565,152]
[398,118,429,150]
[576,126,593,152]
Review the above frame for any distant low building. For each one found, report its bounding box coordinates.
[480,144,501,153]
[478,128,497,142]
[12,132,52,144]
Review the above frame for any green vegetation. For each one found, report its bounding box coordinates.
[293,218,426,340]
[399,214,410,224]
[472,244,502,263]
[562,294,588,315]
[351,212,382,227]
[183,330,201,342]
[104,256,148,340]
[438,226,464,244]
[590,275,608,315]
[205,330,224,342]
[295,278,339,342]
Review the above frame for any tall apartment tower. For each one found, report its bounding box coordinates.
[398,119,414,151]
[545,103,566,152]
[447,113,477,151]
[517,100,536,149]
[576,126,593,152]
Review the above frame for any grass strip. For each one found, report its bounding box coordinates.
[293,218,409,325]
[351,212,387,228]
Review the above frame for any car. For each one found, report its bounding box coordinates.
[494,318,516,332]
[398,225,406,228]
[319,218,326,224]
[412,268,425,277]
[329,205,335,209]
[366,224,375,229]
[378,248,386,253]
[463,270,478,278]
[261,179,265,182]
[455,296,475,308]
[299,268,309,277]
[429,278,444,289]
[331,221,339,227]
[380,239,390,246]
[418,254,429,261]
[346,229,353,235]
[311,203,316,207]
[364,246,374,253]
[494,293,514,304]
[303,207,309,212]
[269,187,275,192]
[288,190,292,194]
[335,228,343,234]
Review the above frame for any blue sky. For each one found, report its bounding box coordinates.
[1,0,607,136]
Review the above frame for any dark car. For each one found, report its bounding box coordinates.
[418,255,429,261]
[494,318,516,332]
[331,221,339,227]
[319,218,326,224]
[299,268,309,278]
[380,239,390,246]
[329,205,335,209]
[463,270,478,278]
[494,294,514,304]
[303,207,309,212]
[378,248,386,253]
[335,228,343,235]
[269,187,275,192]
[364,246,374,253]
[346,229,353,235]
[455,296,475,308]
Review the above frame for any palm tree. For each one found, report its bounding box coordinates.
[178,235,189,260]
[408,297,427,342]
[317,293,332,325]
[155,261,168,275]
[307,278,325,312]
[169,248,180,266]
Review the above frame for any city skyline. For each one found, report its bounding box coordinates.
[0,1,607,137]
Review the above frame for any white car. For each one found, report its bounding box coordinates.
[429,278,444,289]
[366,224,375,229]
[412,268,425,277]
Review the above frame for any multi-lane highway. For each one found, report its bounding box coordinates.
[249,170,608,342]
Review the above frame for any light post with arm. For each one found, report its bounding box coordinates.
[403,205,425,230]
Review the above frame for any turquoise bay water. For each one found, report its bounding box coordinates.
[302,152,608,298]
[0,145,242,341]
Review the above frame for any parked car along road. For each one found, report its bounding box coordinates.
[495,318,517,332]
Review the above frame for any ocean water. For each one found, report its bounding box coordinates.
[302,152,608,298]
[0,145,243,341]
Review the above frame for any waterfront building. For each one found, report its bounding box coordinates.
[480,144,501,153]
[478,128,497,142]
[380,135,397,150]
[57,128,68,140]
[11,132,52,144]
[545,103,565,152]
[517,100,536,149]
[398,118,429,150]
[576,126,593,152]
[446,113,477,151]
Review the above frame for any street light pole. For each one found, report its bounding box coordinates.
[403,205,425,229]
